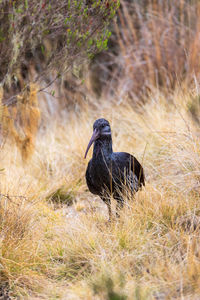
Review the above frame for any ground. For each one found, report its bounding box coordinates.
[0,91,200,299]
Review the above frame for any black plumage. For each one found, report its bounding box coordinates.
[84,118,145,220]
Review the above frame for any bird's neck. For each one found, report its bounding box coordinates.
[93,137,113,160]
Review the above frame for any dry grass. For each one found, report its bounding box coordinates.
[0,87,199,299]
[93,0,200,101]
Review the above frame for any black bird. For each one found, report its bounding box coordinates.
[84,118,145,220]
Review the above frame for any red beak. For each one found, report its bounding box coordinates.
[84,129,100,159]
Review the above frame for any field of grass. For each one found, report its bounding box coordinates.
[0,87,199,299]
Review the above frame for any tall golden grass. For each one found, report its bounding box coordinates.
[0,86,199,298]
[94,0,200,101]
[0,1,200,298]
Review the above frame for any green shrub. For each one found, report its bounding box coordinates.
[0,0,119,86]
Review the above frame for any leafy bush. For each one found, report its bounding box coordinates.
[0,0,119,86]
[0,0,119,160]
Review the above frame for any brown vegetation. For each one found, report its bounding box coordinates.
[0,0,119,86]
[89,0,200,101]
[0,89,199,298]
[0,0,200,299]
[0,84,40,162]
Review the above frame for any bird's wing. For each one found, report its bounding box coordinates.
[85,160,99,195]
[112,152,145,187]
[126,170,139,192]
[131,155,145,187]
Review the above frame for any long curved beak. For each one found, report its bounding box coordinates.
[84,129,100,159]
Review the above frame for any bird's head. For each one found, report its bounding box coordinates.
[84,118,111,159]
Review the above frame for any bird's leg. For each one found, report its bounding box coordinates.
[116,199,124,218]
